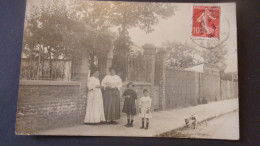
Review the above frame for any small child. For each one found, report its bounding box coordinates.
[122,82,137,127]
[139,89,152,129]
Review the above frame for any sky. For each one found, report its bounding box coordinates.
[128,3,237,73]
[25,1,238,72]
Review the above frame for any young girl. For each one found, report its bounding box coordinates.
[122,82,137,127]
[139,89,152,129]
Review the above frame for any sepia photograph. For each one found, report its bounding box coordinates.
[16,0,239,140]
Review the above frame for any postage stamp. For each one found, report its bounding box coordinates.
[192,6,220,39]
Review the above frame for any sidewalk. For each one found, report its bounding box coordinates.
[37,98,238,137]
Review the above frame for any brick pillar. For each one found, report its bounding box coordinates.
[73,49,90,102]
[143,44,156,84]
[156,50,167,110]
[72,49,90,122]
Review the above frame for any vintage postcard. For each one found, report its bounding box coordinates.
[16,0,239,140]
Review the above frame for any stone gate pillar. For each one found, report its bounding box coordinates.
[156,50,167,110]
[71,49,90,122]
[74,50,89,98]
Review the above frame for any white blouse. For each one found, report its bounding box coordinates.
[101,75,122,90]
[88,76,101,91]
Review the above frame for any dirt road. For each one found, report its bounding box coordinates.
[160,111,239,140]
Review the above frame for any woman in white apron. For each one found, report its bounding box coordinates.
[84,69,105,124]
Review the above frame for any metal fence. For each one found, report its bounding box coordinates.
[20,58,72,81]
[127,55,148,82]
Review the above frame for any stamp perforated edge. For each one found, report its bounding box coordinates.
[190,4,222,41]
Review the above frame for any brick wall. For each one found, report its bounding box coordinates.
[199,73,221,101]
[221,80,239,100]
[165,69,199,109]
[165,69,238,109]
[16,80,85,134]
[16,80,158,134]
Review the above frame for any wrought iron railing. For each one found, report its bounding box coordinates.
[20,58,72,81]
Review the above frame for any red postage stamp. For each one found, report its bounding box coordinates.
[192,6,220,39]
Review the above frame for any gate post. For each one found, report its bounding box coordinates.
[72,49,90,122]
[74,50,89,99]
[156,50,167,110]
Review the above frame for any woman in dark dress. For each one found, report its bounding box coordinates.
[101,67,122,124]
[122,82,137,127]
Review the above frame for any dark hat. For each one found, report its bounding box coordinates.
[127,82,135,88]
[90,64,99,76]
[109,67,117,73]
[143,88,149,93]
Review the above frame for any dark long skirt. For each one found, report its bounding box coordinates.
[103,88,120,121]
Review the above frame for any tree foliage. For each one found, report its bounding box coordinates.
[164,41,201,68]
[24,1,176,80]
[164,40,228,72]
[201,44,228,72]
[24,0,98,78]
[76,1,176,79]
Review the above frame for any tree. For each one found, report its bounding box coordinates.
[164,40,228,72]
[24,0,93,79]
[201,44,228,72]
[111,2,176,80]
[76,1,176,80]
[163,41,200,68]
[24,1,176,80]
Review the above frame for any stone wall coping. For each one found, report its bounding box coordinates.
[19,80,152,86]
[19,80,80,86]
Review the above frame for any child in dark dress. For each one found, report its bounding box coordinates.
[122,82,137,127]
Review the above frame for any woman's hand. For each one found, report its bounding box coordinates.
[125,95,130,98]
[106,86,113,89]
[146,109,150,114]
[106,86,117,89]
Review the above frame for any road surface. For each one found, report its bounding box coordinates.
[163,111,239,140]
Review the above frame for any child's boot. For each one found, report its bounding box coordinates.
[140,121,144,129]
[145,122,149,129]
[125,119,130,127]
[130,120,133,127]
